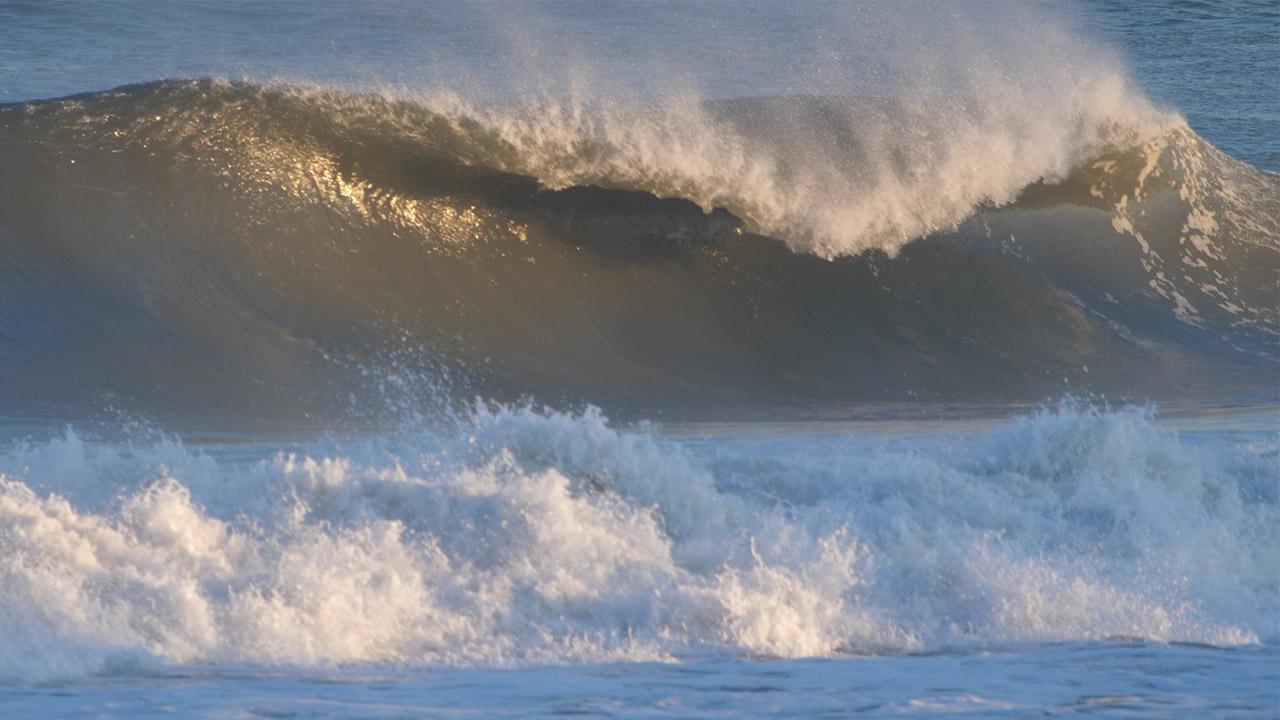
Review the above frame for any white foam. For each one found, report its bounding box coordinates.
[0,402,1274,681]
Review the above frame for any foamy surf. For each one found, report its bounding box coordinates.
[1,402,1274,682]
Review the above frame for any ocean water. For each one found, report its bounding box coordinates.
[0,1,1277,718]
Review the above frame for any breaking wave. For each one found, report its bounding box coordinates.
[0,401,1275,681]
[0,80,1276,421]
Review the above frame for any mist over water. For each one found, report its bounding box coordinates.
[0,1,1185,258]
[2,1,1274,170]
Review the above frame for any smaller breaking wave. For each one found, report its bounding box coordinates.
[0,401,1275,681]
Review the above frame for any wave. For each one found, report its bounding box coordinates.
[0,80,1276,422]
[0,401,1275,681]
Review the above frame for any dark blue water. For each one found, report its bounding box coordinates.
[1087,0,1279,171]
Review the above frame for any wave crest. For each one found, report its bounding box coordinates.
[427,75,1174,256]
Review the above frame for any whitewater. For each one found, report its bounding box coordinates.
[2,401,1278,716]
[0,1,1277,717]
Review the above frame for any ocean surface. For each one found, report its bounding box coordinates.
[0,1,1277,718]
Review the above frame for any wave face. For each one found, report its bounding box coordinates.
[0,80,1276,422]
[0,402,1275,681]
